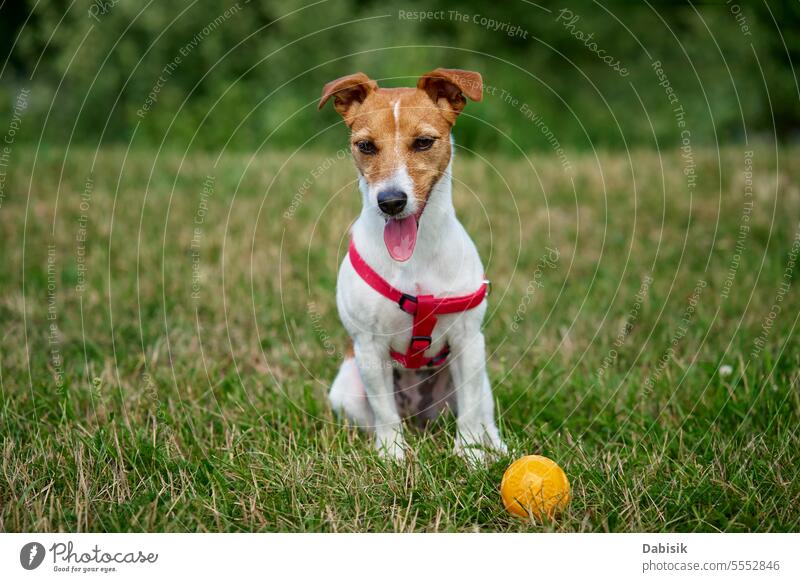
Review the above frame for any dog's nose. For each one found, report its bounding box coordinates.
[377,190,408,216]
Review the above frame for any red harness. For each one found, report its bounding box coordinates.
[348,240,488,369]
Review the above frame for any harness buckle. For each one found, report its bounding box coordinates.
[484,279,492,296]
[398,293,418,314]
[428,348,450,367]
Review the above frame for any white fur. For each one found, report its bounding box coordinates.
[329,136,506,463]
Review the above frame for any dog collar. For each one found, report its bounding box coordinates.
[348,239,488,369]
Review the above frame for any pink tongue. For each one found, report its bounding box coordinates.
[383,216,418,262]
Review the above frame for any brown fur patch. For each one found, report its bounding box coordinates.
[393,366,455,427]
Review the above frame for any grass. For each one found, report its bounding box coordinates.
[1,144,799,532]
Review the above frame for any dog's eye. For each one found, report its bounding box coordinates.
[412,136,435,151]
[355,140,377,155]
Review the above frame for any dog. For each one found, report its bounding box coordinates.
[320,68,506,462]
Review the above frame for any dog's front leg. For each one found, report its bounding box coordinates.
[449,330,504,463]
[354,338,406,460]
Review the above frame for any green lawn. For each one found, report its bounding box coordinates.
[1,145,799,532]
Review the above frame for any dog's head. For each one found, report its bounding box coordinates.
[319,68,482,261]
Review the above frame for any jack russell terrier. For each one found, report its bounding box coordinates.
[320,68,506,462]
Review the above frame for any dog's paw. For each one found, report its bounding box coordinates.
[487,436,508,456]
[377,443,406,462]
[375,432,407,462]
[455,425,507,466]
[453,439,487,466]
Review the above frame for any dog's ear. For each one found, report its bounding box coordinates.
[417,68,483,122]
[318,72,377,123]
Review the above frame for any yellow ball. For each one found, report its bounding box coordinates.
[500,455,570,519]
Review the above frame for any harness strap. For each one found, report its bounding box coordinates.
[348,240,488,369]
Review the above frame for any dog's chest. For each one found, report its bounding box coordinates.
[337,264,465,357]
[337,211,486,359]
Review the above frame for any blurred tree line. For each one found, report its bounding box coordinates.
[1,0,798,154]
